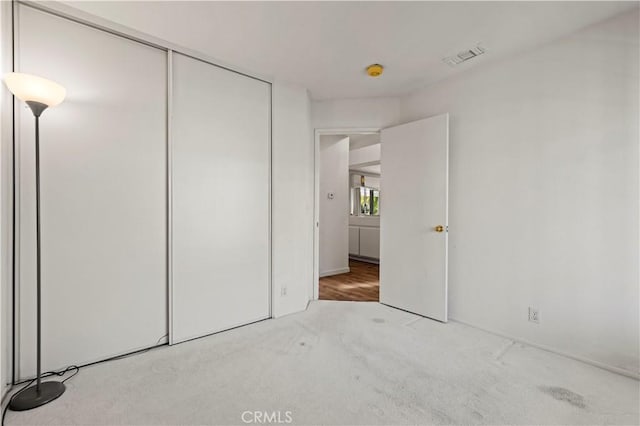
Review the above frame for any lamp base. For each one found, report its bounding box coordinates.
[9,381,66,411]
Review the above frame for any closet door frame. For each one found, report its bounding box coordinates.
[7,0,273,382]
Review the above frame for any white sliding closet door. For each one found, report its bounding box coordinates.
[171,53,270,343]
[17,5,167,377]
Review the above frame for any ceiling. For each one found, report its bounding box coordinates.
[349,134,380,151]
[349,135,381,176]
[351,165,381,176]
[63,1,637,100]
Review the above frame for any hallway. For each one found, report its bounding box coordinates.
[319,260,379,301]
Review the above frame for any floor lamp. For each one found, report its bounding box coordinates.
[3,72,66,411]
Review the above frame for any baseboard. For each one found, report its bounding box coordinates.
[1,383,10,403]
[1,382,12,421]
[319,267,350,278]
[349,255,379,265]
[272,299,309,319]
[450,317,640,380]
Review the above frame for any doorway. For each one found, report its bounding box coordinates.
[319,260,379,301]
[313,115,449,321]
[314,129,381,302]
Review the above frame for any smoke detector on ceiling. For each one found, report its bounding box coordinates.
[366,64,384,77]
[443,46,486,67]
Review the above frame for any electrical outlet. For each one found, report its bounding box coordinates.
[528,307,540,323]
[281,286,287,296]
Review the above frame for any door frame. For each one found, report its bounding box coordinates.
[312,128,380,301]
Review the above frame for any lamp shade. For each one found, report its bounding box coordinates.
[3,72,65,107]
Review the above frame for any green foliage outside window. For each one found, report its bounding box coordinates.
[354,187,380,216]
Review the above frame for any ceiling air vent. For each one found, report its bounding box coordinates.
[443,46,486,67]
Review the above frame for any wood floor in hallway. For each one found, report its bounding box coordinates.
[319,260,379,301]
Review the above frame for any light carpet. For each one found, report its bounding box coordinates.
[5,301,639,425]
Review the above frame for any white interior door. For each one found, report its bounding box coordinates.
[380,114,449,322]
[171,53,270,344]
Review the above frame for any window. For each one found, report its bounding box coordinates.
[351,186,380,216]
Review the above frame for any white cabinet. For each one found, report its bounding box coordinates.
[349,225,380,260]
[359,227,381,259]
[349,226,360,255]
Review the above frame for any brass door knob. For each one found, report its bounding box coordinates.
[435,225,444,233]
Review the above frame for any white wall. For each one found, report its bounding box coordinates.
[400,11,639,375]
[349,144,380,167]
[272,82,314,317]
[312,97,402,130]
[319,136,350,276]
[356,174,380,190]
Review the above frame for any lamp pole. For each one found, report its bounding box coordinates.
[31,102,44,394]
[9,101,66,411]
[3,75,67,410]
